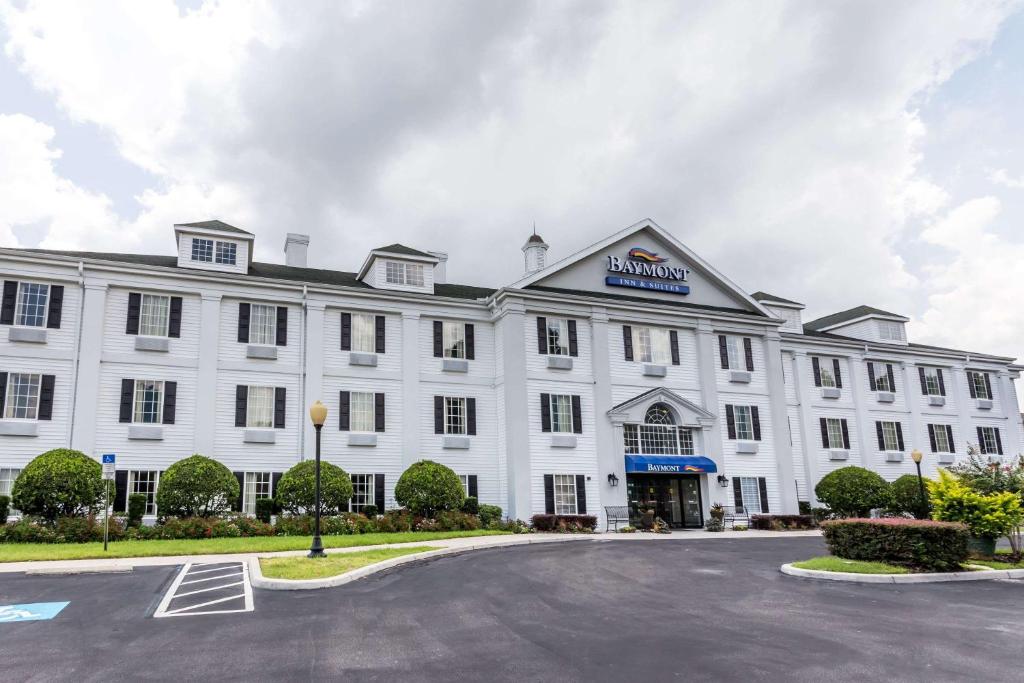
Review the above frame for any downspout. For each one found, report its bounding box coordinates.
[299,284,308,462]
[67,261,86,449]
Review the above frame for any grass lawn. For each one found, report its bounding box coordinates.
[792,556,910,574]
[0,530,509,563]
[259,546,439,580]
[969,558,1024,570]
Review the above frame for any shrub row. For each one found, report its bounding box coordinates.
[813,466,934,518]
[749,514,815,530]
[530,514,597,532]
[821,518,968,572]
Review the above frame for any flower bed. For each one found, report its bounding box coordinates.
[749,514,815,530]
[820,517,968,572]
[530,514,597,532]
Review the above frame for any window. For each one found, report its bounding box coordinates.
[138,294,170,337]
[969,371,991,400]
[349,391,375,432]
[548,394,573,433]
[0,468,21,515]
[871,362,892,391]
[932,425,952,453]
[132,380,164,424]
[546,318,570,356]
[247,386,275,428]
[4,373,41,419]
[351,313,376,353]
[215,241,237,265]
[737,477,764,515]
[350,474,374,512]
[191,238,214,262]
[725,336,742,370]
[979,427,1002,455]
[824,418,846,449]
[385,261,424,286]
[623,404,695,456]
[878,321,903,341]
[15,282,49,327]
[445,397,467,435]
[880,421,901,451]
[922,367,943,396]
[243,472,272,515]
[553,474,577,515]
[128,470,160,516]
[633,326,672,364]
[442,321,465,359]
[818,359,837,388]
[733,405,754,440]
[459,474,470,495]
[248,303,277,346]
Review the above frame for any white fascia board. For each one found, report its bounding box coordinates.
[758,299,805,310]
[780,331,1015,365]
[173,225,255,241]
[814,313,910,332]
[355,250,440,281]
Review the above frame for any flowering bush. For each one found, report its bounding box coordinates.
[821,517,968,571]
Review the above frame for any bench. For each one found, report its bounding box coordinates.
[604,505,630,532]
[722,507,749,529]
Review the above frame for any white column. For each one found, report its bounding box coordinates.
[193,293,222,456]
[998,370,1021,458]
[763,331,798,513]
[70,280,107,456]
[791,351,821,505]
[950,364,976,453]
[694,319,725,511]
[401,312,421,468]
[302,301,326,461]
[498,301,531,519]
[901,361,925,459]
[592,307,625,525]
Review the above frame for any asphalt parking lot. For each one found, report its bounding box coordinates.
[1,536,1022,682]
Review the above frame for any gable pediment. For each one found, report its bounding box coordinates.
[607,388,715,428]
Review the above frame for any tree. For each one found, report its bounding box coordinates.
[929,469,1023,540]
[888,474,932,519]
[156,454,238,517]
[275,461,353,516]
[11,448,103,522]
[394,460,464,517]
[814,466,890,517]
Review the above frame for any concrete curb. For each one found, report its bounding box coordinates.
[250,535,595,590]
[780,562,1024,584]
[25,563,135,576]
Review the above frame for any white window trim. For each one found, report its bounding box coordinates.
[385,261,425,287]
[14,281,49,328]
[880,421,901,452]
[242,471,272,516]
[442,321,466,359]
[979,427,999,455]
[191,237,214,263]
[737,477,764,515]
[825,418,845,449]
[932,425,952,454]
[349,391,376,433]
[817,358,837,388]
[138,293,171,338]
[733,405,754,441]
[351,313,376,354]
[128,470,160,516]
[3,373,42,421]
[350,473,374,512]
[923,368,942,396]
[553,474,578,515]
[969,372,991,400]
[215,241,238,266]
[246,385,275,429]
[444,396,467,435]
[633,326,672,365]
[546,318,570,356]
[248,303,277,347]
[132,379,164,425]
[548,394,574,434]
[725,336,742,370]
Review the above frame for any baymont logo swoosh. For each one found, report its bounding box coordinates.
[627,247,667,263]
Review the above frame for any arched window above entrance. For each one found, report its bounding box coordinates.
[644,403,675,425]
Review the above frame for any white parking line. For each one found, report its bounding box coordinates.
[154,562,254,618]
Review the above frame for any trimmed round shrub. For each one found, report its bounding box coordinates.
[814,466,890,517]
[478,504,503,526]
[275,461,353,516]
[821,518,968,571]
[11,448,103,521]
[393,460,464,517]
[888,474,932,518]
[127,493,147,528]
[156,454,238,518]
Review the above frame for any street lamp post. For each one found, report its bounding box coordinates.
[308,400,328,558]
[910,449,927,520]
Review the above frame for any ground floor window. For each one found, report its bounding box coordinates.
[243,472,272,515]
[979,427,1003,455]
[733,476,766,515]
[128,470,160,516]
[553,474,577,515]
[0,467,21,515]
[350,474,373,512]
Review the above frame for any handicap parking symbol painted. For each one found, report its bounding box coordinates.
[0,602,69,622]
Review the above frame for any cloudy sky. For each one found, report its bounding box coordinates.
[1,0,1023,363]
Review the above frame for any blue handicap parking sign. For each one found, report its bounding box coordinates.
[102,454,116,464]
[0,602,69,622]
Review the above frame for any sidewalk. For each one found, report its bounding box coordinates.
[0,529,822,575]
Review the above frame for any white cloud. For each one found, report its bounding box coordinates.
[990,168,1024,188]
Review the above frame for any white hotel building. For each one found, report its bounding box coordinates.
[0,219,1021,527]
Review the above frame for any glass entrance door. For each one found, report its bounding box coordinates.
[627,475,703,529]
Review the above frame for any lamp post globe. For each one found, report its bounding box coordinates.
[910,449,927,520]
[308,400,328,558]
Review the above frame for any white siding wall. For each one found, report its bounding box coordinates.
[103,287,201,358]
[213,370,302,471]
[0,357,74,465]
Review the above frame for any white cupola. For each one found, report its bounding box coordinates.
[522,229,549,276]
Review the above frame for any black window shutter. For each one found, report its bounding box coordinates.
[984,373,993,400]
[374,473,386,511]
[937,369,946,396]
[466,397,477,435]
[669,330,680,365]
[162,381,177,425]
[994,429,1003,455]
[273,387,286,428]
[0,372,6,414]
[38,374,55,420]
[46,285,63,329]
[374,393,385,433]
[432,320,443,357]
[119,378,134,423]
[544,475,555,514]
[233,472,245,512]
[718,335,729,369]
[928,424,937,452]
[733,478,744,514]
[977,426,985,453]
[725,404,736,440]
[275,306,288,346]
[895,423,904,451]
[375,315,386,354]
[126,292,142,335]
[918,366,927,394]
[568,320,578,357]
[886,365,895,393]
[875,421,885,451]
[237,303,250,343]
[0,281,17,325]
[339,391,350,431]
[868,362,877,391]
[833,359,843,388]
[968,372,977,399]
[113,470,129,512]
[840,419,850,450]
[946,425,955,453]
[812,357,821,386]
[340,313,351,350]
[465,324,475,360]
[819,418,829,448]
[434,396,444,434]
[622,326,633,361]
[235,385,248,427]
[537,316,547,354]
[575,474,587,514]
[468,475,478,499]
[571,395,583,434]
[540,393,551,432]
[751,406,761,441]
[168,296,182,338]
[757,478,770,514]
[271,472,283,498]
[743,337,754,372]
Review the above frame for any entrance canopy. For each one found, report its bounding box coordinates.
[624,455,717,474]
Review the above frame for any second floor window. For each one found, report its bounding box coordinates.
[814,357,841,388]
[445,397,467,435]
[442,321,466,359]
[821,417,848,449]
[249,304,277,346]
[732,405,754,440]
[920,367,945,396]
[4,373,40,419]
[968,371,992,400]
[349,391,376,432]
[633,326,672,365]
[548,394,573,433]
[351,313,376,353]
[929,424,953,453]
[15,282,49,327]
[624,404,694,455]
[139,294,170,337]
[247,386,275,428]
[215,241,237,265]
[877,420,904,452]
[546,318,570,356]
[133,380,164,424]
[385,261,424,286]
[191,238,214,262]
[869,362,894,392]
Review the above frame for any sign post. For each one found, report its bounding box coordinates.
[101,454,115,552]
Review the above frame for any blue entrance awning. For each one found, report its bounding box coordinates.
[624,455,717,474]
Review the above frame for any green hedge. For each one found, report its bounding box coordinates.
[275,461,353,516]
[814,466,890,517]
[11,449,103,521]
[156,454,238,517]
[394,460,464,517]
[821,518,968,572]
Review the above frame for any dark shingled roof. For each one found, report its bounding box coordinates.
[372,243,435,258]
[792,327,1013,362]
[526,233,546,244]
[176,220,253,236]
[804,304,907,331]
[751,291,803,306]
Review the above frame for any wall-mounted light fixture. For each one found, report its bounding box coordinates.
[717,474,729,488]
[607,473,619,487]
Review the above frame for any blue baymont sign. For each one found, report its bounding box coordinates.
[606,247,690,295]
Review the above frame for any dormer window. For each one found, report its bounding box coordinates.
[878,321,904,342]
[216,241,237,266]
[385,261,424,287]
[191,238,214,263]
